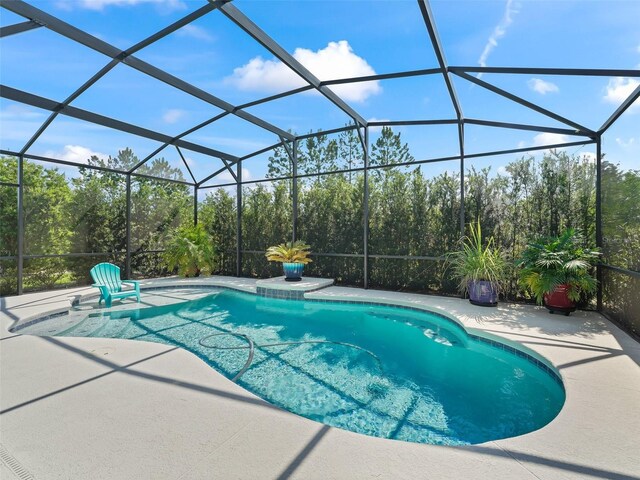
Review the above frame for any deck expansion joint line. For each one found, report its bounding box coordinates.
[490,442,544,480]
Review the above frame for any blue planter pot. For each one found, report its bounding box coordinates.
[468,280,499,306]
[283,263,304,281]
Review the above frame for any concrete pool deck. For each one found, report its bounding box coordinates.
[1,276,639,480]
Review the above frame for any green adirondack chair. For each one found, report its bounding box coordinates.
[90,263,140,308]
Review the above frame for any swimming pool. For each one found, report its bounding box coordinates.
[15,287,565,446]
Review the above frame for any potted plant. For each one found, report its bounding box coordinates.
[265,241,313,281]
[448,219,506,307]
[163,224,217,277]
[518,228,600,315]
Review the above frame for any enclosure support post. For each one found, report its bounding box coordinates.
[17,154,24,295]
[125,174,131,279]
[193,186,198,226]
[458,122,465,238]
[363,126,370,289]
[595,135,603,311]
[292,139,298,243]
[236,160,242,277]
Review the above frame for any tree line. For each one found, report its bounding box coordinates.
[1,126,638,302]
[0,149,192,294]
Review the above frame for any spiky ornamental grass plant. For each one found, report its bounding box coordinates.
[518,228,600,304]
[449,219,507,295]
[265,241,313,264]
[163,224,217,277]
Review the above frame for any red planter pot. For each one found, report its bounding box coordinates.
[543,284,576,316]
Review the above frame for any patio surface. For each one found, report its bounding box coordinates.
[1,276,639,480]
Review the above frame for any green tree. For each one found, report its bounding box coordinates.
[266,144,292,179]
[3,143,628,304]
[0,157,19,257]
[19,159,73,289]
[370,126,414,168]
[71,160,127,255]
[338,126,363,181]
[464,165,502,239]
[131,165,192,277]
[602,160,640,271]
[241,181,292,277]
[67,149,193,280]
[299,132,338,177]
[0,157,19,295]
[199,188,237,274]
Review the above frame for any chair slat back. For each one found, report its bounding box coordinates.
[90,263,123,293]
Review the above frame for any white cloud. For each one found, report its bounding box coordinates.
[225,40,381,103]
[616,137,637,148]
[43,145,108,164]
[162,109,186,124]
[56,0,185,11]
[0,105,47,149]
[367,117,390,133]
[368,117,390,123]
[604,78,640,111]
[515,135,597,162]
[0,103,48,120]
[532,133,569,146]
[217,167,251,183]
[518,133,569,150]
[527,78,559,95]
[176,25,214,42]
[477,0,519,74]
[199,167,252,195]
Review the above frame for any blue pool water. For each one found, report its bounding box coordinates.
[17,288,565,445]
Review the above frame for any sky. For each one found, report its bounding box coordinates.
[0,0,639,185]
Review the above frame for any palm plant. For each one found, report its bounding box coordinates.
[518,228,600,304]
[448,219,506,297]
[163,224,217,277]
[265,241,313,264]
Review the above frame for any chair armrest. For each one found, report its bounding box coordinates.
[92,284,110,298]
[122,280,141,293]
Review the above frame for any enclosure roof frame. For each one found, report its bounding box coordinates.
[0,0,638,185]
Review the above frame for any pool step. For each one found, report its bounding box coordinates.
[255,277,334,300]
